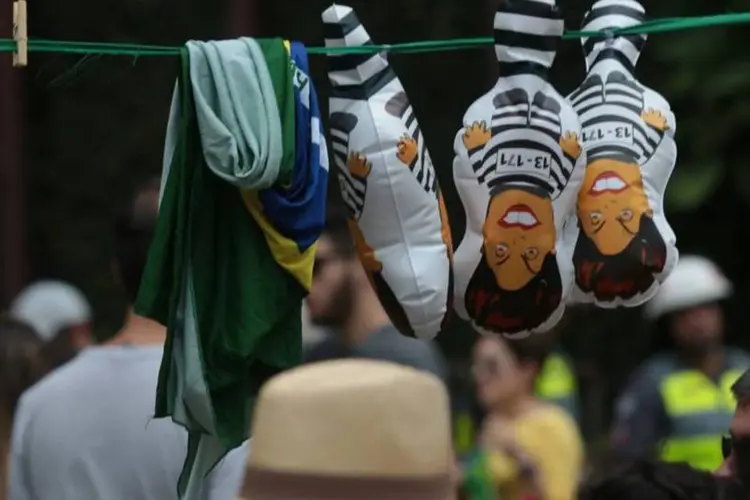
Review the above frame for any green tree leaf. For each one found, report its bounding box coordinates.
[665,163,724,212]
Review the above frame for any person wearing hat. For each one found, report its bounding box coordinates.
[10,280,93,370]
[239,359,457,500]
[611,255,750,471]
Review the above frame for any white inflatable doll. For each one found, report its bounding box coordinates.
[321,4,453,340]
[452,0,585,338]
[569,0,678,308]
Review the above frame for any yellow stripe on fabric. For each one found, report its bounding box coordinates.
[241,190,316,292]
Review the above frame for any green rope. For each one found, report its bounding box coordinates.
[0,11,749,57]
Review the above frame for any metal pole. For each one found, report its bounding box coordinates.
[0,5,26,308]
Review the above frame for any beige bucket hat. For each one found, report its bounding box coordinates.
[239,359,456,500]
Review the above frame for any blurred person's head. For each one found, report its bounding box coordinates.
[581,458,743,500]
[10,281,93,369]
[472,334,552,411]
[666,302,725,357]
[0,317,46,423]
[113,177,160,306]
[306,206,387,340]
[0,317,47,487]
[241,359,455,500]
[106,177,166,347]
[645,256,731,356]
[716,369,750,486]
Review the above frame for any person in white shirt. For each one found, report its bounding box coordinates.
[7,178,246,500]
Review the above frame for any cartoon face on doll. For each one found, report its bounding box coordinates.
[483,184,556,291]
[465,182,563,336]
[578,157,652,256]
[573,154,667,302]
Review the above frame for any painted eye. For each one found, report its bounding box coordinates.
[619,209,634,222]
[589,211,603,224]
[524,247,539,260]
[495,244,508,258]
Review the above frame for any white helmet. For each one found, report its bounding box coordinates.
[644,255,732,319]
[10,281,92,341]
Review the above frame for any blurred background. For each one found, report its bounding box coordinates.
[1,0,749,452]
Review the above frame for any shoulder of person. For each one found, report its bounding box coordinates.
[525,403,579,434]
[304,337,348,362]
[16,353,93,413]
[629,352,680,386]
[724,346,750,370]
[515,404,583,461]
[612,355,677,425]
[392,339,446,377]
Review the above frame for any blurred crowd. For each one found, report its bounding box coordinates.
[2,177,750,500]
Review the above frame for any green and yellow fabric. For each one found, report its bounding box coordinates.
[461,451,500,500]
[136,38,328,498]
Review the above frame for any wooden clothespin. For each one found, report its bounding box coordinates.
[13,0,28,67]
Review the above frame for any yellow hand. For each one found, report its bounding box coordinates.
[462,121,491,150]
[559,131,582,159]
[347,151,372,179]
[396,134,419,166]
[641,108,669,132]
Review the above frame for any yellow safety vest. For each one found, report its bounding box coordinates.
[659,369,743,471]
[535,352,576,409]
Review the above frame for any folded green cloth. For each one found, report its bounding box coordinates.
[135,38,302,499]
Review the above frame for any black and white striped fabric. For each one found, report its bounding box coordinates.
[468,89,574,199]
[493,0,564,76]
[322,4,396,101]
[329,111,366,220]
[580,0,646,73]
[570,71,665,163]
[384,92,437,195]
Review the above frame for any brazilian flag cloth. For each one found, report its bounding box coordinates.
[135,38,328,499]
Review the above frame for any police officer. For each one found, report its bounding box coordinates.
[611,255,750,471]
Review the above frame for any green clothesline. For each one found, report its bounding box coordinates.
[0,11,749,57]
